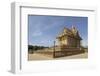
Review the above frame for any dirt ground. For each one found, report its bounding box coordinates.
[28,52,88,61]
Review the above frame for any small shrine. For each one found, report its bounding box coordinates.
[52,26,85,57]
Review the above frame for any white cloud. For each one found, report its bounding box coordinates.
[32,30,42,37]
[31,23,43,37]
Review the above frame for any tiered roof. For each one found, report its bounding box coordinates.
[56,26,82,40]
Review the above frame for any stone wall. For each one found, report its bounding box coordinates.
[33,46,85,58]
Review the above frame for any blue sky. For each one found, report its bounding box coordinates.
[28,15,88,47]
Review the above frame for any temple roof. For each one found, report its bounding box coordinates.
[56,26,82,40]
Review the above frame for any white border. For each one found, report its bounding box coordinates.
[11,2,97,74]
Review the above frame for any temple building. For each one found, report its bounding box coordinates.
[56,26,82,48]
[51,26,85,57]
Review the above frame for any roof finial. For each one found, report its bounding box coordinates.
[72,25,76,30]
[72,25,78,34]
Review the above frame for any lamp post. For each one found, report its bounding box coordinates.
[53,41,56,58]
